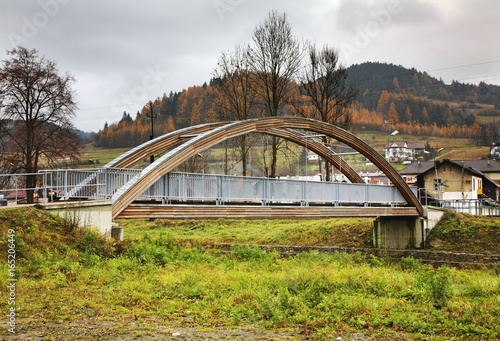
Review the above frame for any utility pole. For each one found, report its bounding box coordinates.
[147,102,157,163]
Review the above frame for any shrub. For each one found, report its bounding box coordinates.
[398,256,425,271]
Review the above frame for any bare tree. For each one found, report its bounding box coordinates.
[212,46,257,176]
[296,44,358,181]
[247,10,303,178]
[0,47,81,203]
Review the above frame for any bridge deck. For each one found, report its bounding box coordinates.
[118,204,420,219]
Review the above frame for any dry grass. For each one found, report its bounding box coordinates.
[443,147,490,160]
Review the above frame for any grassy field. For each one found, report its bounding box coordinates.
[1,207,499,340]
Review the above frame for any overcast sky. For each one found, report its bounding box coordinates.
[1,0,500,132]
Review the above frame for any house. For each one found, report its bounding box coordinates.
[408,142,426,158]
[489,143,500,158]
[384,141,425,162]
[415,159,500,201]
[401,159,500,185]
[358,170,390,185]
[307,150,319,161]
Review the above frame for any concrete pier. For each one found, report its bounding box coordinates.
[372,206,446,249]
[373,216,426,249]
[41,200,113,238]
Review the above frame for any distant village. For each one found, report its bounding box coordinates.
[302,141,500,206]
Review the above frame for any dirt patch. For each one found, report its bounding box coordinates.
[0,317,343,340]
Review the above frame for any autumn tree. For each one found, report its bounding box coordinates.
[405,106,412,122]
[212,46,257,175]
[376,90,390,113]
[422,106,429,122]
[190,103,201,126]
[0,47,80,203]
[247,10,303,177]
[387,102,399,123]
[393,77,400,91]
[296,44,358,180]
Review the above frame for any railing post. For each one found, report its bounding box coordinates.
[42,172,47,204]
[364,184,369,207]
[64,169,68,200]
[165,172,171,203]
[104,168,109,199]
[216,174,222,205]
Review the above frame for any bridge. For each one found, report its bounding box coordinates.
[2,117,437,249]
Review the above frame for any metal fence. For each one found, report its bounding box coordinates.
[432,199,500,216]
[0,168,416,207]
[0,172,47,205]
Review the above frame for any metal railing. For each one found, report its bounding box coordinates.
[0,172,48,204]
[431,199,500,216]
[1,168,416,208]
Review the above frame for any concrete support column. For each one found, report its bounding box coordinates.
[373,216,425,249]
[42,200,113,238]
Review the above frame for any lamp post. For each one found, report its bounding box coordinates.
[197,153,204,175]
[147,102,157,164]
[434,147,444,201]
[386,130,399,161]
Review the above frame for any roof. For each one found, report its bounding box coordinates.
[385,141,407,149]
[5,190,27,199]
[399,161,435,175]
[400,159,500,175]
[458,159,500,173]
[407,142,425,149]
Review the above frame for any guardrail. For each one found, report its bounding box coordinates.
[0,168,415,208]
[431,199,500,216]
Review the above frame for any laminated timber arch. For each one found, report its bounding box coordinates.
[106,121,362,183]
[105,122,359,181]
[111,117,423,218]
[105,122,229,169]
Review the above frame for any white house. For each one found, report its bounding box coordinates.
[384,141,425,162]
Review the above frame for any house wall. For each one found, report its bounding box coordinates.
[484,171,500,183]
[422,163,474,199]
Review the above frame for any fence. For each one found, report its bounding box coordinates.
[0,168,415,208]
[432,199,500,216]
[0,172,48,205]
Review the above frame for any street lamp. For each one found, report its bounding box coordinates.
[147,102,157,164]
[197,153,204,175]
[386,130,399,161]
[434,148,444,201]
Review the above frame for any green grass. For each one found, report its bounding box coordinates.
[1,208,500,340]
[79,144,132,167]
[427,211,500,254]
[118,218,374,248]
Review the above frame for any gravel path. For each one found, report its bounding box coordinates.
[0,317,377,340]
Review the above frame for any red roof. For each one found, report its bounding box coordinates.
[5,190,27,199]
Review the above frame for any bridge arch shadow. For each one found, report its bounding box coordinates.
[110,117,423,218]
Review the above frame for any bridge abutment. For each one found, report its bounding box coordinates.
[373,216,426,249]
[42,200,114,238]
[373,206,446,249]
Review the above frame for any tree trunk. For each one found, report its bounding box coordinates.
[240,135,247,176]
[270,136,278,178]
[326,162,332,182]
[224,140,228,175]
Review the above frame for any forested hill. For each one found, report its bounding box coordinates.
[347,61,500,110]
[93,62,500,148]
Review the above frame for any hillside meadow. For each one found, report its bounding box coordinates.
[0,207,499,340]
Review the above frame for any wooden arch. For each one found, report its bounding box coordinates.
[111,117,423,218]
[105,122,361,182]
